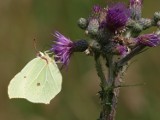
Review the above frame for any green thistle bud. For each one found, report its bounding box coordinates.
[154,12,160,23]
[78,18,88,29]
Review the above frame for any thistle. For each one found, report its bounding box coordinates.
[51,0,160,120]
[105,3,131,32]
[51,31,88,68]
[135,33,160,47]
[129,0,143,20]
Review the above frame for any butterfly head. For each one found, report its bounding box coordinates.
[37,51,45,57]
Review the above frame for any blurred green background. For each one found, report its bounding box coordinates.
[1,0,160,120]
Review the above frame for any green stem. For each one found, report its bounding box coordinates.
[94,55,108,87]
[96,54,122,120]
[94,55,111,120]
[108,55,114,86]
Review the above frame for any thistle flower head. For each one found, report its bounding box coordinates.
[130,0,143,6]
[105,3,131,32]
[51,31,88,68]
[51,31,74,67]
[92,5,102,14]
[129,0,143,20]
[87,18,99,35]
[114,45,129,57]
[136,33,160,47]
[130,0,142,5]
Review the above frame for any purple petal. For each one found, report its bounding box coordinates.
[105,3,131,32]
[51,31,74,68]
[136,34,160,47]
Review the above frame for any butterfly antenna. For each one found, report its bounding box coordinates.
[33,38,39,54]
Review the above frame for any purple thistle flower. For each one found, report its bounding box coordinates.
[105,3,131,32]
[129,0,143,20]
[130,0,143,6]
[115,45,129,57]
[51,31,74,67]
[92,5,102,13]
[51,31,88,68]
[136,33,160,47]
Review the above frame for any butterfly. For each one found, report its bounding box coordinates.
[8,51,62,104]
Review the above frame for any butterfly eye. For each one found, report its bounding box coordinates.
[37,52,44,57]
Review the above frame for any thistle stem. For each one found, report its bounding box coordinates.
[94,55,108,87]
[117,45,145,68]
[108,55,114,86]
[95,54,122,120]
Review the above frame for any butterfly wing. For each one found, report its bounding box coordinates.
[24,58,62,104]
[8,58,41,99]
[8,54,62,104]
